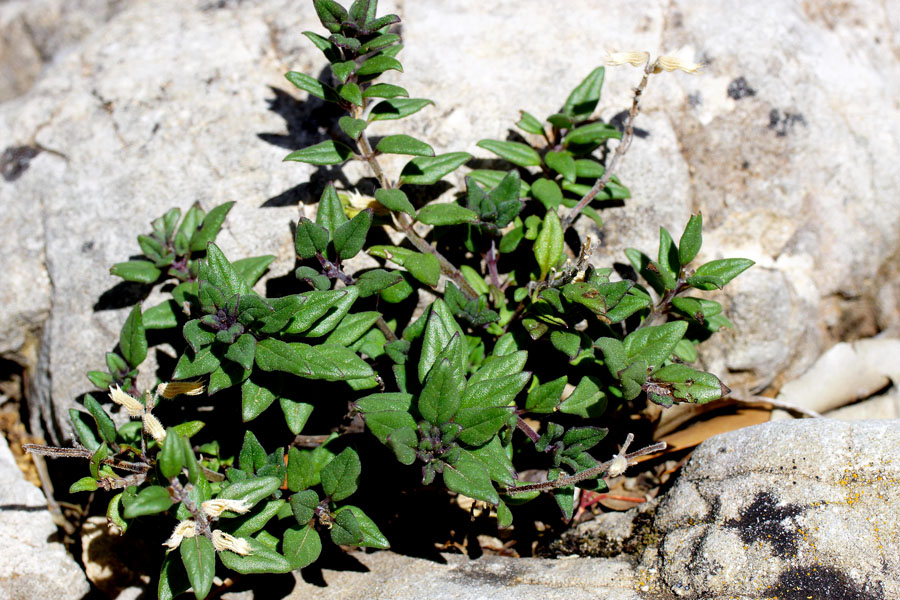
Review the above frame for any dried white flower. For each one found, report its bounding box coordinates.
[201,498,252,519]
[212,530,252,555]
[343,189,388,217]
[162,519,198,549]
[142,412,167,443]
[654,52,703,74]
[157,381,205,399]
[606,50,651,68]
[606,433,635,478]
[108,385,145,417]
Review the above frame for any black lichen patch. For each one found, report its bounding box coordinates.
[769,565,883,600]
[722,492,805,558]
[1,145,41,182]
[768,109,807,137]
[543,507,659,558]
[727,76,756,100]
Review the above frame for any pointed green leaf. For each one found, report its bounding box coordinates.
[369,98,433,121]
[83,394,117,445]
[284,140,353,165]
[143,300,180,330]
[110,260,161,284]
[398,152,472,185]
[189,202,234,252]
[283,525,322,569]
[285,71,336,101]
[338,82,363,106]
[122,485,174,518]
[363,83,409,98]
[678,213,703,266]
[376,134,434,157]
[356,55,403,76]
[689,258,755,290]
[442,453,499,505]
[180,535,215,600]
[241,378,277,422]
[416,203,479,225]
[562,66,605,121]
[173,346,220,380]
[218,537,292,574]
[563,122,621,146]
[623,321,688,372]
[334,506,389,548]
[531,178,563,210]
[476,139,541,167]
[545,150,577,182]
[374,188,415,216]
[525,375,567,413]
[516,110,544,135]
[534,210,563,280]
[321,447,361,502]
[333,208,372,260]
[338,116,367,140]
[316,184,349,236]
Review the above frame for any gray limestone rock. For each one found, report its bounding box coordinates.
[0,435,90,600]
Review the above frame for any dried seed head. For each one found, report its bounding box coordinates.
[157,381,205,399]
[162,519,198,549]
[109,385,145,417]
[606,433,635,478]
[142,412,167,443]
[606,50,651,68]
[212,530,252,555]
[201,498,252,519]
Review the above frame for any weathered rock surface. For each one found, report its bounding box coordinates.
[0,434,89,600]
[642,418,900,599]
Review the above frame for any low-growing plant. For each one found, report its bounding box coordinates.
[27,2,752,598]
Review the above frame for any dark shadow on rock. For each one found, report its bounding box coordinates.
[93,281,154,311]
[299,544,370,588]
[260,164,352,208]
[224,572,297,597]
[257,70,344,151]
[609,110,650,138]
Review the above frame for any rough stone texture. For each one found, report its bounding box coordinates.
[0,0,897,439]
[286,551,642,600]
[642,419,900,599]
[0,435,90,600]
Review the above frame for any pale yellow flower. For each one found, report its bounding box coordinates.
[605,50,650,68]
[142,412,167,443]
[341,189,389,218]
[108,385,145,417]
[201,498,252,518]
[162,519,198,549]
[157,381,205,399]
[212,530,252,555]
[654,53,703,74]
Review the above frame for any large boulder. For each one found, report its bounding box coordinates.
[1,0,899,432]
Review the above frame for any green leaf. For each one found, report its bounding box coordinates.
[562,66,605,121]
[159,429,185,480]
[650,364,730,404]
[545,151,576,182]
[356,269,404,297]
[534,210,563,280]
[158,551,189,600]
[369,245,440,287]
[469,351,528,384]
[225,500,285,538]
[678,213,703,266]
[285,71,336,101]
[282,288,358,336]
[284,140,353,165]
[280,399,314,435]
[218,537,293,574]
[180,535,215,600]
[109,260,161,284]
[374,188,415,216]
[143,300,180,330]
[624,248,665,296]
[398,152,472,185]
[338,82,363,106]
[531,178,563,210]
[623,321,688,372]
[190,202,235,252]
[516,110,544,135]
[550,330,581,360]
[376,134,434,157]
[83,394,117,445]
[239,430,267,474]
[559,376,606,418]
[283,525,322,569]
[290,489,319,524]
[367,13,400,31]
[69,409,100,452]
[331,59,356,83]
[671,297,722,322]
[416,203,479,226]
[369,98,433,121]
[321,447,361,501]
[363,83,408,98]
[476,139,541,167]
[334,506,389,548]
[330,506,363,545]
[182,319,215,353]
[455,406,511,446]
[201,242,250,296]
[333,209,373,260]
[241,378,277,422]
[224,334,257,372]
[656,227,680,290]
[359,33,400,53]
[171,421,205,439]
[313,0,348,33]
[88,442,108,479]
[69,477,98,493]
[356,55,403,76]
[689,258,755,290]
[122,485,174,518]
[316,344,374,380]
[338,116,367,140]
[418,300,464,382]
[466,438,515,487]
[218,476,282,513]
[326,311,380,346]
[316,184,349,237]
[443,453,499,505]
[173,346,220,380]
[467,170,531,196]
[562,122,621,146]
[526,375,567,413]
[418,358,462,425]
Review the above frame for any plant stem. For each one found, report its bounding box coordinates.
[560,65,652,232]
[515,415,540,443]
[375,315,398,342]
[354,107,479,299]
[499,437,666,495]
